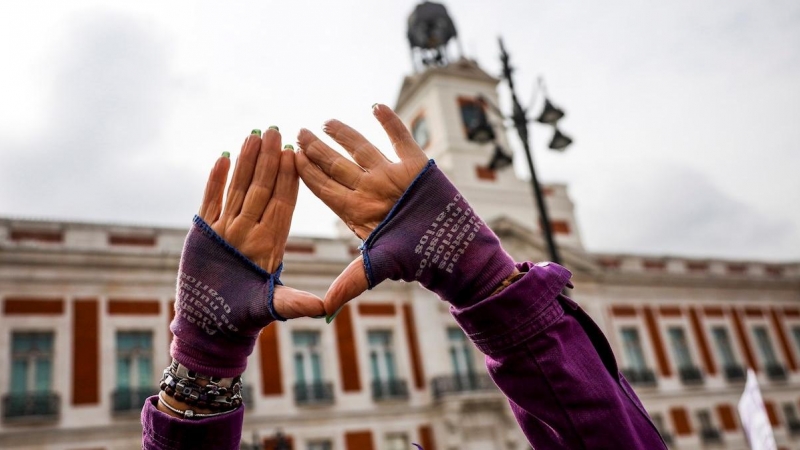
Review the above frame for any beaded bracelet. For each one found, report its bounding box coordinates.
[159,359,243,411]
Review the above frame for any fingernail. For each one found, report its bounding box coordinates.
[371,103,379,110]
[325,305,345,324]
[251,129,261,136]
[312,314,326,319]
[283,144,294,150]
[268,125,279,131]
[221,151,230,158]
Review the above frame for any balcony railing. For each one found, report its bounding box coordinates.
[371,379,409,401]
[2,392,60,421]
[765,363,787,381]
[788,420,800,435]
[620,368,657,387]
[660,431,674,446]
[723,364,746,382]
[699,427,722,444]
[431,374,497,399]
[294,382,334,405]
[678,366,704,385]
[242,384,254,410]
[112,387,156,413]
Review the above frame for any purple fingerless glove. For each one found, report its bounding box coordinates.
[361,160,516,307]
[169,216,286,378]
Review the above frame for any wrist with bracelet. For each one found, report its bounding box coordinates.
[158,359,243,419]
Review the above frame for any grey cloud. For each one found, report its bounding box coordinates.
[578,162,798,261]
[0,10,202,226]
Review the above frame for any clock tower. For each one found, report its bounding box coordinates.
[395,5,584,251]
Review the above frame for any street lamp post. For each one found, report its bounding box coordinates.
[498,37,563,265]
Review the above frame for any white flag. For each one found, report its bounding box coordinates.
[738,369,777,450]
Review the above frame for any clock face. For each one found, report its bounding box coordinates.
[412,116,430,149]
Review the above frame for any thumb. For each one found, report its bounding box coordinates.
[272,285,325,319]
[325,256,369,321]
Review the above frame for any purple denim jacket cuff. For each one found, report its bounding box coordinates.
[451,261,573,357]
[141,395,244,450]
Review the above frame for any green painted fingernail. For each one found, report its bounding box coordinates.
[268,125,279,131]
[221,151,230,158]
[325,305,345,324]
[283,144,294,150]
[251,129,261,136]
[313,314,326,319]
[371,103,378,109]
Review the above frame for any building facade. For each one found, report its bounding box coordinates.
[2,59,800,450]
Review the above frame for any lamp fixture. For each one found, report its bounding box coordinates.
[548,128,573,151]
[535,99,565,125]
[488,145,514,170]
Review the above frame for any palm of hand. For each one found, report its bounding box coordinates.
[295,104,429,317]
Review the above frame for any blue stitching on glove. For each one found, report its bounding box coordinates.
[362,250,376,289]
[266,275,288,321]
[192,215,287,321]
[359,160,434,290]
[362,159,434,250]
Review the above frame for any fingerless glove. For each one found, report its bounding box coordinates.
[170,216,285,378]
[360,160,516,307]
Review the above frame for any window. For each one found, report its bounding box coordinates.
[368,330,397,382]
[385,433,408,450]
[113,331,154,412]
[650,413,673,444]
[753,326,778,365]
[620,327,647,370]
[116,331,153,388]
[448,327,475,376]
[368,330,408,400]
[458,98,494,142]
[711,327,737,366]
[667,327,693,368]
[783,403,799,424]
[307,440,332,450]
[411,115,430,149]
[791,326,800,355]
[697,410,713,429]
[7,332,58,419]
[697,409,722,442]
[292,330,332,404]
[293,331,323,384]
[11,332,54,394]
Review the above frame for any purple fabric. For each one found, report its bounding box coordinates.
[142,261,666,450]
[170,215,284,378]
[361,160,516,306]
[142,261,666,449]
[143,162,666,449]
[141,396,242,450]
[451,261,667,449]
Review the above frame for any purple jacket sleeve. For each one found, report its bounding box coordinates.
[451,261,667,449]
[141,396,243,450]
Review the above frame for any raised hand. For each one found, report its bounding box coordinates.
[197,128,325,320]
[295,104,428,318]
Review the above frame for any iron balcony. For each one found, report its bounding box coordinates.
[620,368,657,387]
[723,364,746,382]
[765,363,787,381]
[2,392,60,422]
[431,373,497,399]
[294,382,335,405]
[371,379,409,401]
[112,387,157,413]
[678,366,704,385]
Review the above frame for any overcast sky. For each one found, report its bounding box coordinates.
[1,0,798,261]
